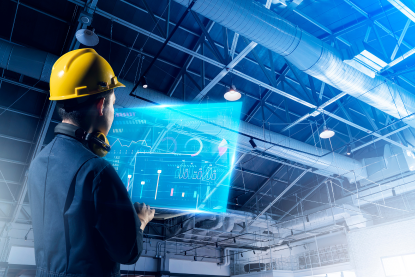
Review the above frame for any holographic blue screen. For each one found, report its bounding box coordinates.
[105,102,241,213]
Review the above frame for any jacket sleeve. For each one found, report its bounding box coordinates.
[93,163,143,265]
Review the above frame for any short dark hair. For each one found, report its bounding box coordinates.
[57,89,114,126]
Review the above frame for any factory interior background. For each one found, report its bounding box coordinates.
[0,0,415,276]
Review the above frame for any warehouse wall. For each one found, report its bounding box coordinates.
[347,215,415,277]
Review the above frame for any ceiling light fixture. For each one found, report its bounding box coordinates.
[320,125,335,139]
[347,145,352,155]
[241,253,243,257]
[253,250,256,254]
[235,197,239,206]
[75,27,99,47]
[142,77,148,89]
[306,215,309,222]
[249,138,257,149]
[224,85,241,101]
[233,237,236,243]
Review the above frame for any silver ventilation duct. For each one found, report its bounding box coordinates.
[0,40,367,181]
[172,0,415,127]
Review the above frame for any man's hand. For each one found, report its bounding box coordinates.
[134,202,155,231]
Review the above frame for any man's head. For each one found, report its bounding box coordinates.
[57,89,116,136]
[50,48,125,135]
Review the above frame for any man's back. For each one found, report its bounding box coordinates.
[28,134,143,277]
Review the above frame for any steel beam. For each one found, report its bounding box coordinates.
[242,165,285,208]
[264,104,288,123]
[343,0,413,51]
[191,11,225,64]
[230,33,239,60]
[167,21,215,97]
[245,65,289,123]
[323,110,411,151]
[293,9,332,35]
[371,21,390,62]
[387,0,415,23]
[383,47,415,72]
[279,0,304,18]
[244,169,310,230]
[9,0,69,24]
[352,125,410,152]
[242,38,278,88]
[201,43,205,89]
[130,0,198,96]
[10,101,56,223]
[364,25,372,42]
[285,61,315,104]
[276,178,328,223]
[9,0,20,41]
[141,0,166,38]
[192,41,258,102]
[222,27,230,63]
[185,71,202,92]
[280,113,310,133]
[166,0,171,37]
[357,102,379,131]
[391,19,411,60]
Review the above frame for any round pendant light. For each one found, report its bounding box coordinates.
[75,28,99,47]
[320,126,335,139]
[224,85,241,101]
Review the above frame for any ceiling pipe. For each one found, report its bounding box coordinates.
[0,40,367,181]
[171,0,415,128]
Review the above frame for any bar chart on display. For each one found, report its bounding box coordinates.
[105,102,242,213]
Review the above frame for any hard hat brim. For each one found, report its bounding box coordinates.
[49,81,125,101]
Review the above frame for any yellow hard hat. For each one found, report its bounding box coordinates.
[49,48,125,101]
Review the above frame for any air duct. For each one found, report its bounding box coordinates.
[172,0,415,127]
[0,40,367,181]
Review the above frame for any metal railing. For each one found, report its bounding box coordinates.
[231,244,349,275]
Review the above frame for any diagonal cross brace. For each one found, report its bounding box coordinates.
[242,169,310,232]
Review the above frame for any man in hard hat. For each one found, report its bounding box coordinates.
[27,48,154,276]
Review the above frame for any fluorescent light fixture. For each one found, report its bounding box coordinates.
[224,85,241,101]
[320,126,335,139]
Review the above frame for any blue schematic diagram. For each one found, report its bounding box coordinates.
[105,102,242,213]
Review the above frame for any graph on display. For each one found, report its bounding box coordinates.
[105,102,242,213]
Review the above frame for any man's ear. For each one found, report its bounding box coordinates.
[96,98,105,116]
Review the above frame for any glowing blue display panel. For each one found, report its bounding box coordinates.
[105,102,241,213]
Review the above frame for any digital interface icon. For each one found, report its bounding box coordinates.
[105,102,242,213]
